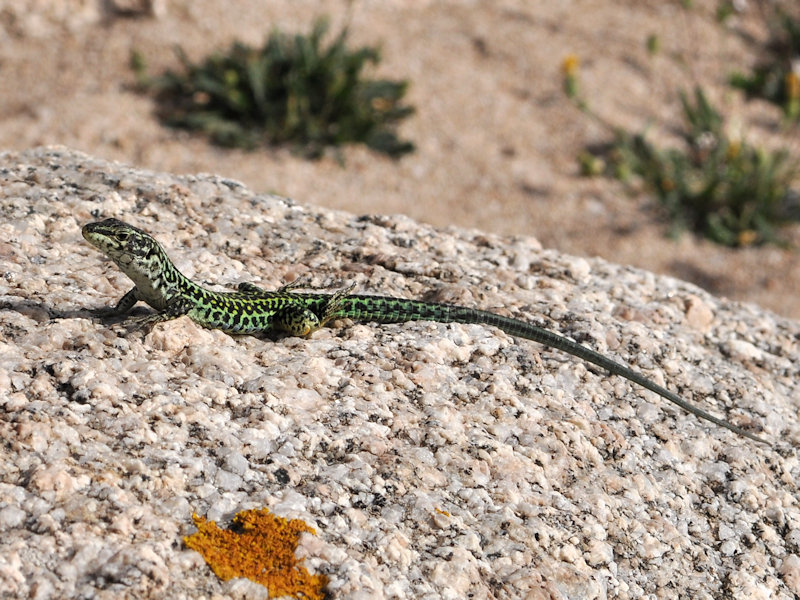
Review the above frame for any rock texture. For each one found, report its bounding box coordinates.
[1,146,800,599]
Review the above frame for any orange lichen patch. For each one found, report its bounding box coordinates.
[184,508,329,600]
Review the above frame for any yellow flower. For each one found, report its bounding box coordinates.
[562,54,580,77]
[737,230,758,247]
[726,139,741,160]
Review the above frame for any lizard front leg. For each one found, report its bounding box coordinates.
[91,287,139,317]
[126,296,194,330]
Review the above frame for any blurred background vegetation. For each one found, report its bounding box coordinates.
[568,6,800,248]
[132,18,414,159]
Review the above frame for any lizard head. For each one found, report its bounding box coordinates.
[82,218,167,278]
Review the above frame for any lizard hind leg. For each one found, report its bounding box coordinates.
[277,276,314,292]
[237,282,270,295]
[274,306,323,337]
[237,276,318,296]
[319,283,357,328]
[274,282,357,337]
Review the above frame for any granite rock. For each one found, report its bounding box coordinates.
[1,146,799,599]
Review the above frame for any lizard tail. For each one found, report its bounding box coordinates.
[339,296,767,444]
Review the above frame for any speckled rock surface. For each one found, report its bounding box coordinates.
[1,146,800,599]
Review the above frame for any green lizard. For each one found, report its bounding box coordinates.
[82,218,767,444]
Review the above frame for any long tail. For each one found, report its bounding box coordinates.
[336,295,766,444]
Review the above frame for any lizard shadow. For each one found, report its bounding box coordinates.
[0,299,153,327]
[20,299,291,341]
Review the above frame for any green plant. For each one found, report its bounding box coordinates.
[730,8,800,121]
[582,88,799,247]
[646,34,660,55]
[716,1,737,24]
[135,18,415,158]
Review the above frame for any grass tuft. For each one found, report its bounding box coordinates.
[134,18,415,159]
[580,88,799,247]
[730,9,800,122]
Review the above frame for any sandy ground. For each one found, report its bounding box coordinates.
[1,0,799,318]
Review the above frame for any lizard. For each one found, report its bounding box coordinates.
[81,218,767,444]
